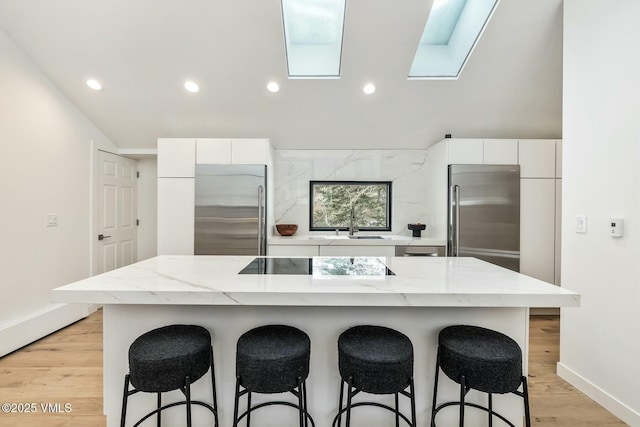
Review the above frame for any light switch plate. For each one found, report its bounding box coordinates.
[576,216,587,233]
[47,213,58,227]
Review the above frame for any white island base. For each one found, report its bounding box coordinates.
[105,304,529,427]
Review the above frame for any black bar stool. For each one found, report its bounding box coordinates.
[332,325,416,427]
[233,324,314,427]
[120,324,219,427]
[430,325,531,427]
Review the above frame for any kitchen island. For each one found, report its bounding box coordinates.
[52,255,579,427]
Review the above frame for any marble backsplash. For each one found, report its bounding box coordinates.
[273,149,435,237]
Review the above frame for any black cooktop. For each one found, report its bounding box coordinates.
[238,257,395,276]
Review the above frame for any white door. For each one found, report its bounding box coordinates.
[97,151,138,273]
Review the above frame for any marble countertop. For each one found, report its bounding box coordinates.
[51,256,580,308]
[268,235,446,246]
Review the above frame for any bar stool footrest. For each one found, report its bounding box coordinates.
[331,401,414,427]
[131,400,217,427]
[236,400,315,427]
[431,401,516,427]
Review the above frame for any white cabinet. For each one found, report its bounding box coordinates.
[268,245,319,257]
[195,138,269,165]
[232,139,269,164]
[447,139,483,164]
[520,179,556,284]
[518,139,557,178]
[157,138,196,177]
[319,246,395,257]
[196,139,232,164]
[446,139,518,165]
[484,139,518,164]
[157,178,194,255]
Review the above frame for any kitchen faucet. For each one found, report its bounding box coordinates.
[349,206,358,236]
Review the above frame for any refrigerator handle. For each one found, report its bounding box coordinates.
[258,185,265,256]
[452,184,460,257]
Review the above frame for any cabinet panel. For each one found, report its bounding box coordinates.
[483,139,518,164]
[446,139,483,164]
[518,139,556,178]
[319,245,395,257]
[232,139,268,164]
[157,178,194,255]
[268,245,319,257]
[554,179,562,286]
[520,179,555,284]
[196,139,232,164]
[157,138,195,177]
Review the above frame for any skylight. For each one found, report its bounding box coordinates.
[281,0,346,78]
[409,0,499,79]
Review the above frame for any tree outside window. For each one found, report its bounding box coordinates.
[310,181,392,231]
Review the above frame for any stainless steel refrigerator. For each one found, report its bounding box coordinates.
[194,164,267,255]
[448,164,520,271]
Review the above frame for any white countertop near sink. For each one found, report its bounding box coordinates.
[268,234,446,246]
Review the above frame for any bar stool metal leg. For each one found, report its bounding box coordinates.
[488,393,493,427]
[345,377,354,427]
[247,391,252,427]
[210,347,220,427]
[156,392,161,427]
[459,375,466,427]
[303,380,309,427]
[297,377,304,427]
[185,376,192,427]
[430,351,440,427]
[522,376,531,427]
[409,378,417,427]
[337,377,345,427]
[233,377,241,427]
[395,392,400,427]
[120,374,130,427]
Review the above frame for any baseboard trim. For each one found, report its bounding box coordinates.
[557,362,639,426]
[0,303,90,357]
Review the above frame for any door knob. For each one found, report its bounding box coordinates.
[98,234,112,241]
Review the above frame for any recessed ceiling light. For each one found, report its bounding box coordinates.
[267,81,280,93]
[184,81,200,93]
[86,79,102,91]
[363,83,376,95]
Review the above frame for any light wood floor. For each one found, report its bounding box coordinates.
[0,311,627,426]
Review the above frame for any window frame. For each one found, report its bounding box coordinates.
[308,180,393,232]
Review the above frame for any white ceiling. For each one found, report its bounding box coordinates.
[0,0,563,150]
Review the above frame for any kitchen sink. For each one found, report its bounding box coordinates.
[347,235,384,239]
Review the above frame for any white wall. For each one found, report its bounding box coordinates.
[136,158,157,261]
[0,30,119,356]
[274,150,436,237]
[559,1,640,424]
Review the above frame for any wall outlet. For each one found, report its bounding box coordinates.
[46,213,58,227]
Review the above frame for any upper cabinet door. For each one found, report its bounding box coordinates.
[157,138,196,177]
[196,139,232,164]
[446,139,483,164]
[518,139,557,178]
[484,139,518,164]
[232,139,269,164]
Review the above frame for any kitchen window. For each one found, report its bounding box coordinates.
[309,181,392,231]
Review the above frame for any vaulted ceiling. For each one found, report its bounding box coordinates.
[0,0,563,150]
